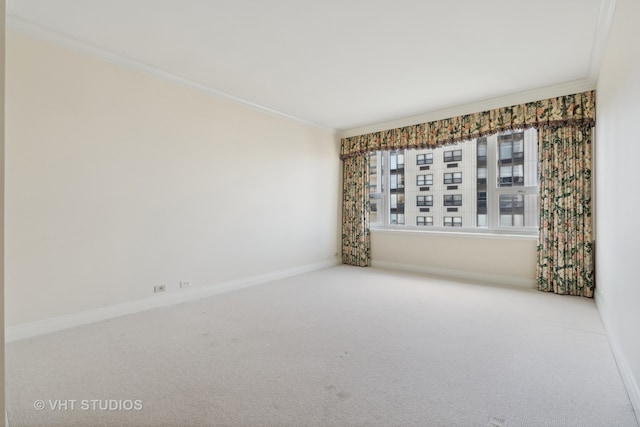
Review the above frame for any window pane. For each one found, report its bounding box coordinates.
[514,214,524,227]
[499,194,533,228]
[513,139,524,155]
[513,165,524,186]
[500,214,512,226]
[499,166,512,186]
[500,142,512,160]
[477,142,487,157]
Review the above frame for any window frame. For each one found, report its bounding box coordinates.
[368,129,538,235]
[443,194,463,207]
[444,149,462,162]
[417,195,434,207]
[443,172,463,184]
[416,174,433,186]
[416,153,433,165]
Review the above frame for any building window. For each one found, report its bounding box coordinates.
[443,194,463,206]
[444,149,462,162]
[491,131,537,229]
[390,213,405,225]
[417,174,433,186]
[417,153,433,165]
[390,152,405,170]
[368,129,538,233]
[499,194,525,226]
[390,173,404,190]
[444,172,462,184]
[477,191,487,209]
[477,140,487,161]
[417,216,433,226]
[498,132,525,186]
[417,195,433,207]
[477,167,487,184]
[444,217,462,227]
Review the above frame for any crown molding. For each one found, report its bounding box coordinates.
[8,0,615,141]
[6,15,337,135]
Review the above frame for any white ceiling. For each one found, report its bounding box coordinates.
[7,0,613,132]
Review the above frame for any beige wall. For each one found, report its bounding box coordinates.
[1,1,6,424]
[4,31,340,326]
[595,0,640,416]
[371,230,537,287]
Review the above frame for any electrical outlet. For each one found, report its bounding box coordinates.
[154,285,166,293]
[180,280,191,288]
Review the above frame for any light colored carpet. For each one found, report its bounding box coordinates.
[6,266,639,426]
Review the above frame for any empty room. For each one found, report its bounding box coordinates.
[2,0,639,426]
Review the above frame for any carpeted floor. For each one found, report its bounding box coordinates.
[6,266,639,426]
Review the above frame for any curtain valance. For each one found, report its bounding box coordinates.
[340,90,595,160]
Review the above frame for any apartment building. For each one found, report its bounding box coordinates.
[369,129,538,231]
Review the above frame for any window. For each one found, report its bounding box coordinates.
[443,194,463,206]
[417,216,433,226]
[444,217,462,227]
[417,174,433,186]
[390,213,405,225]
[477,168,487,183]
[390,193,405,210]
[498,132,525,186]
[444,150,462,162]
[390,173,404,190]
[477,141,487,160]
[368,128,538,233]
[499,194,524,226]
[489,130,538,230]
[417,195,433,207]
[417,153,433,165]
[444,172,462,184]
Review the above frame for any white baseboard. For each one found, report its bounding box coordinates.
[5,258,339,343]
[613,341,640,423]
[596,297,640,423]
[371,260,537,289]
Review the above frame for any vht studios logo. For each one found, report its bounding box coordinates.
[34,399,143,411]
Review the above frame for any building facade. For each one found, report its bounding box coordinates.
[369,129,538,231]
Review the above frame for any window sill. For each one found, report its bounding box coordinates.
[370,226,538,241]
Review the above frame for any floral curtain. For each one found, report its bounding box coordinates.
[340,90,596,294]
[340,91,595,160]
[537,125,594,297]
[342,154,371,266]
